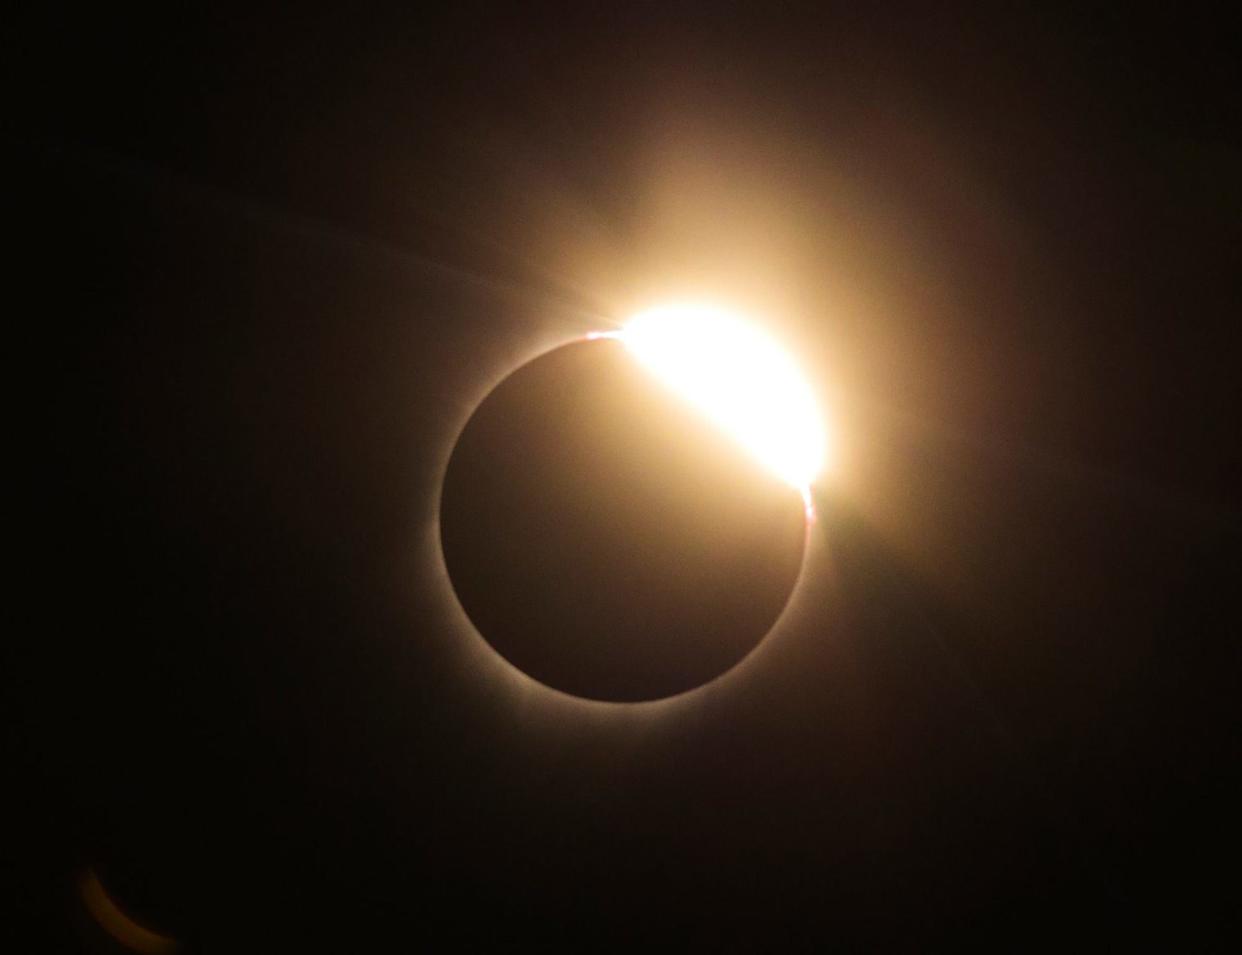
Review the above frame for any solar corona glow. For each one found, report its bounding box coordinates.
[594,303,827,506]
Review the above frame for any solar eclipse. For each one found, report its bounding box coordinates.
[440,306,827,701]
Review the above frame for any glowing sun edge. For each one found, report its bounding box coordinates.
[588,304,826,524]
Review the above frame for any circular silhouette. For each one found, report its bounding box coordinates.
[439,337,807,701]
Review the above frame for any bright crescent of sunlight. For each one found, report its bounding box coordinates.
[598,304,828,493]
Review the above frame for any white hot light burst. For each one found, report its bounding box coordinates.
[592,304,828,514]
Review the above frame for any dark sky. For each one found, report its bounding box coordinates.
[10,6,1240,950]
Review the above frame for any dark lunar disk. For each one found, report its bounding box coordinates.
[439,337,807,702]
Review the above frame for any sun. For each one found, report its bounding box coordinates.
[591,304,828,499]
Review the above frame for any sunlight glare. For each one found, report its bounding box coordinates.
[598,304,828,494]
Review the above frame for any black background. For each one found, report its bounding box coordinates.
[8,5,1240,949]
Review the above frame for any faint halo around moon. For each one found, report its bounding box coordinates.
[439,336,808,702]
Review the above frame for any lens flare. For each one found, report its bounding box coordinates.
[593,304,827,497]
[79,868,180,954]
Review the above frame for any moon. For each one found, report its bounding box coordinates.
[439,305,827,702]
